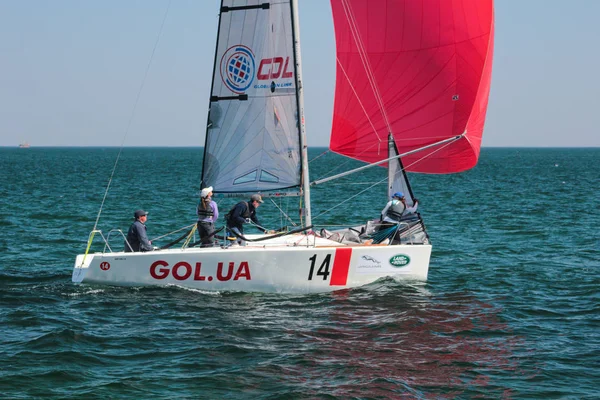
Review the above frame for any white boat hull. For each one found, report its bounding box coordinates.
[73,234,431,293]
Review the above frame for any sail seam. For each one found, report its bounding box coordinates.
[340,0,391,139]
[341,0,386,124]
[335,57,379,139]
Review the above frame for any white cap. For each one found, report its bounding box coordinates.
[200,186,213,198]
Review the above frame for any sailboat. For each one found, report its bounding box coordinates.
[73,0,494,293]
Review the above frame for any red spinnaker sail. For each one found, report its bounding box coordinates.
[329,0,494,173]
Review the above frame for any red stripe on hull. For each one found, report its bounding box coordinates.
[330,248,352,286]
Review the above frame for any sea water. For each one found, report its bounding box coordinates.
[0,147,598,398]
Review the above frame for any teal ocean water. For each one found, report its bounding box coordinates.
[0,147,598,399]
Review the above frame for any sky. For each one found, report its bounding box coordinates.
[0,0,598,148]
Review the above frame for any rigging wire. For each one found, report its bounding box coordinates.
[308,150,330,163]
[269,198,297,227]
[306,135,383,182]
[311,139,457,222]
[312,142,380,181]
[91,0,172,232]
[335,59,381,141]
[80,1,172,262]
[339,0,392,138]
[325,182,386,186]
[323,11,396,170]
[150,223,195,242]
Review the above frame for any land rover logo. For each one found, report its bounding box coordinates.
[389,254,410,267]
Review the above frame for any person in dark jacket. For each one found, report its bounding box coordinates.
[225,194,265,246]
[124,209,153,252]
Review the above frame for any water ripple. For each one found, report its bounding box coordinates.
[0,148,598,398]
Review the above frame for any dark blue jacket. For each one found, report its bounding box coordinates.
[226,201,262,232]
[125,220,152,252]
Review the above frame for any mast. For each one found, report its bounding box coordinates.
[199,0,225,189]
[290,0,311,227]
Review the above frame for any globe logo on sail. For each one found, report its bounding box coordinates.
[220,45,255,93]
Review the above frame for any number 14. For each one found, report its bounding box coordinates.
[308,254,331,280]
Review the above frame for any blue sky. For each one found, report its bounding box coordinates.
[0,0,598,147]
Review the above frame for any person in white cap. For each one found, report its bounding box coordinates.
[225,194,265,246]
[197,186,219,247]
[125,209,153,252]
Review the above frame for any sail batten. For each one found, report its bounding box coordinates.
[330,0,494,174]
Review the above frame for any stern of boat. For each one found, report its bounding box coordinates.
[72,253,94,283]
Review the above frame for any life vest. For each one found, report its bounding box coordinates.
[386,200,406,221]
[197,200,214,218]
[226,202,250,223]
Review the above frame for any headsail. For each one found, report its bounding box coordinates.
[329,0,495,173]
[201,1,302,193]
[388,135,415,206]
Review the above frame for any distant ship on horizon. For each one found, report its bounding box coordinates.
[18,141,30,148]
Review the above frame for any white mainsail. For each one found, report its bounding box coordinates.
[201,1,303,194]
